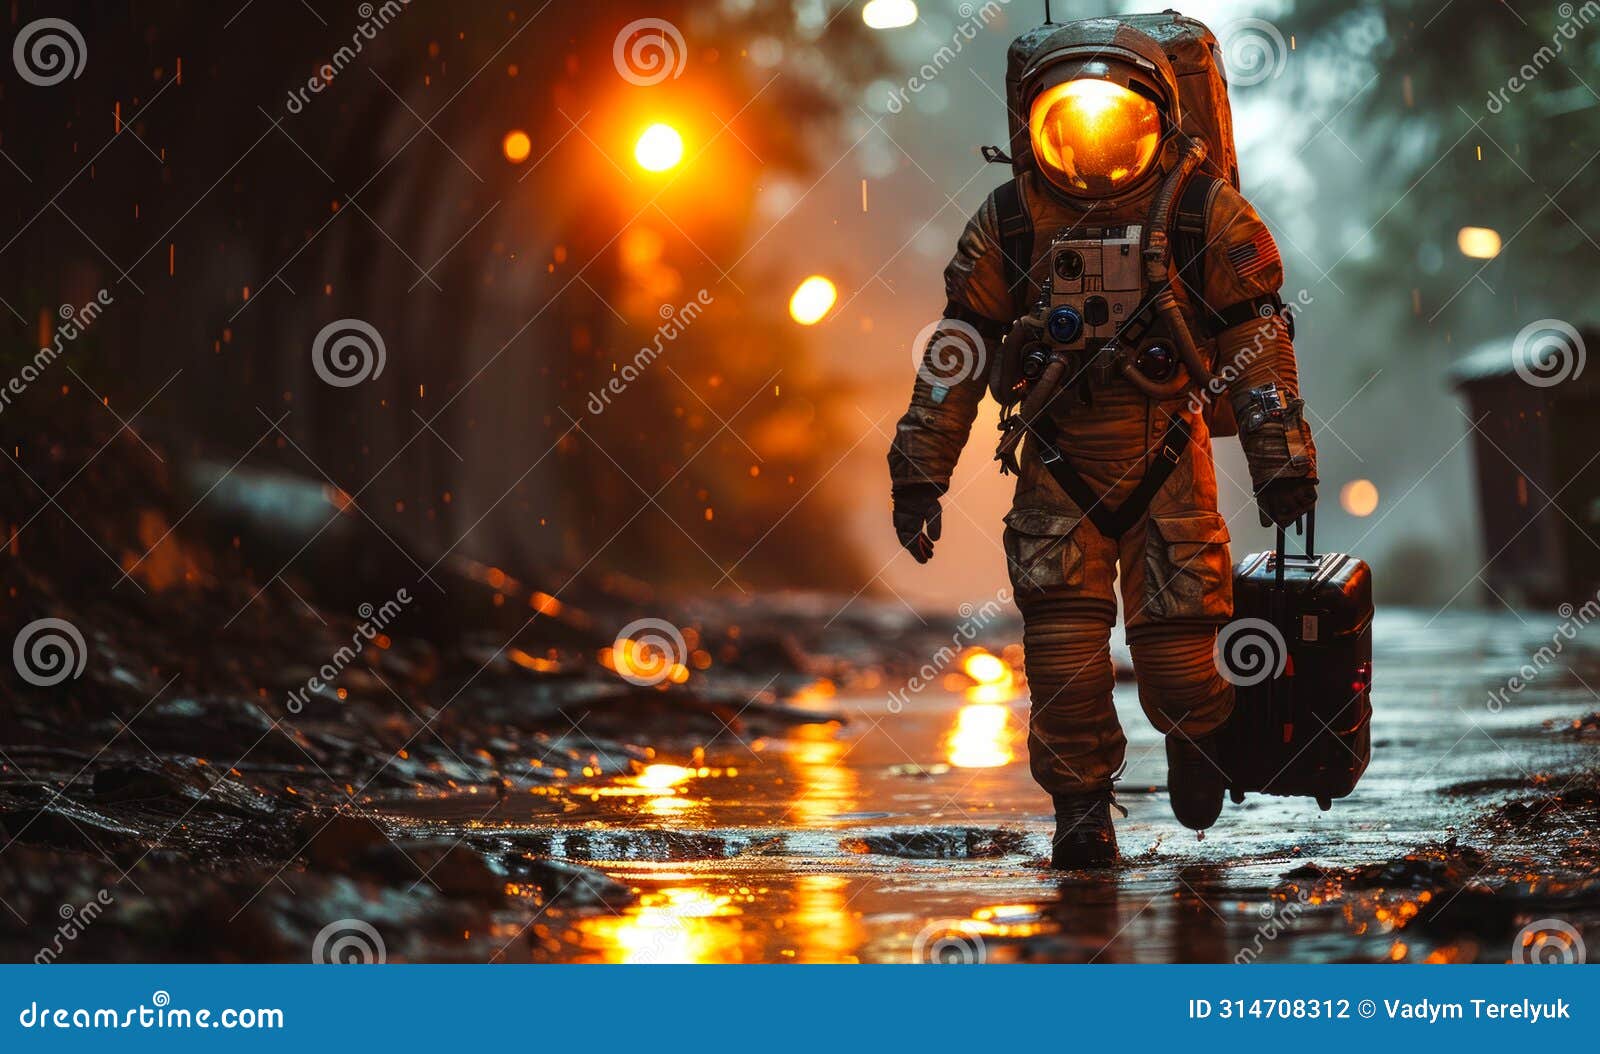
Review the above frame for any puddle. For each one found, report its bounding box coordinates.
[372,610,1599,963]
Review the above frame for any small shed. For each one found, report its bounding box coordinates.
[1451,327,1600,606]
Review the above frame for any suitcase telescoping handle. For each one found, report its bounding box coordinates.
[1272,508,1317,588]
[1266,511,1315,731]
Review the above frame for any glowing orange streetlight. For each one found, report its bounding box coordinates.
[634,123,685,172]
[788,275,837,325]
[502,130,532,164]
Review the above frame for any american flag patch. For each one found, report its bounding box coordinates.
[1226,228,1280,279]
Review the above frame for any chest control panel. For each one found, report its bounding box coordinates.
[1043,224,1143,352]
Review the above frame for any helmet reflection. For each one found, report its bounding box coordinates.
[1028,79,1162,197]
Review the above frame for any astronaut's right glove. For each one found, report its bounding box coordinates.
[1256,477,1318,529]
[892,482,945,564]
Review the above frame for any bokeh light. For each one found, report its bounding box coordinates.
[946,703,1016,769]
[632,764,695,790]
[502,130,531,164]
[1340,479,1380,517]
[634,123,685,172]
[862,0,918,29]
[788,275,837,325]
[962,650,1008,686]
[1457,226,1502,259]
[960,647,1017,705]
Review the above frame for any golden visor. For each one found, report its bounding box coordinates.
[1028,79,1162,196]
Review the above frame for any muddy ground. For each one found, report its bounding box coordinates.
[2,418,1597,964]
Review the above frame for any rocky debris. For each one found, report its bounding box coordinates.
[839,827,1030,860]
[1280,843,1492,892]
[294,813,499,901]
[0,760,307,871]
[1439,775,1545,796]
[0,824,622,963]
[1483,776,1600,827]
[1265,773,1600,961]
[504,827,761,862]
[209,873,495,964]
[89,756,279,819]
[0,789,147,856]
[494,853,637,910]
[1547,711,1600,738]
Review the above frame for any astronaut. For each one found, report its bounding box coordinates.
[888,16,1318,868]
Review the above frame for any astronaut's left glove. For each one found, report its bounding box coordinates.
[892,482,945,564]
[1256,477,1318,529]
[1233,381,1316,494]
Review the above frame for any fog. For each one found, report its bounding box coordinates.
[740,0,1483,610]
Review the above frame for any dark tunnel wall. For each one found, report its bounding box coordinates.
[0,0,884,595]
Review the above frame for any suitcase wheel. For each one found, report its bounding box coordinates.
[1316,794,1332,812]
[1229,789,1244,804]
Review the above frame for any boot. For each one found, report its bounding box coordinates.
[1050,793,1118,869]
[1165,733,1226,831]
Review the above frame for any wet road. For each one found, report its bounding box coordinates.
[386,608,1599,963]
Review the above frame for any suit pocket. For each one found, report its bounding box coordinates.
[1003,508,1084,594]
[1144,511,1233,620]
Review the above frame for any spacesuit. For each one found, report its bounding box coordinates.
[888,17,1318,867]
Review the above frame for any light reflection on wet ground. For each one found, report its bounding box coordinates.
[388,610,1600,963]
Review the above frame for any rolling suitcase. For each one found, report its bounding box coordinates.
[1219,511,1373,810]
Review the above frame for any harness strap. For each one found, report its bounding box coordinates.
[992,178,1035,317]
[1032,414,1194,539]
[1173,173,1223,331]
[1212,293,1295,340]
